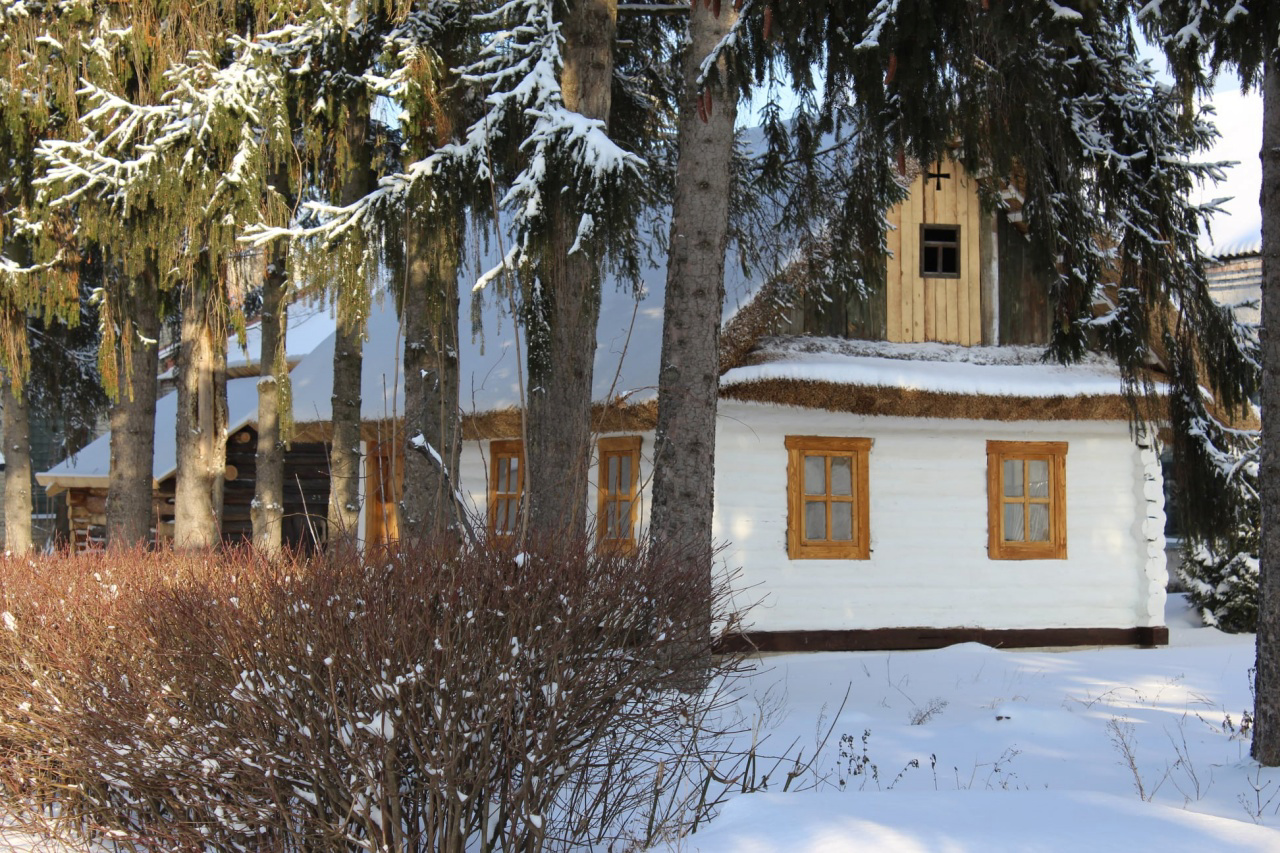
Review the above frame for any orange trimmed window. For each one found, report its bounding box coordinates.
[597,436,641,551]
[785,436,871,560]
[489,439,524,539]
[987,440,1067,559]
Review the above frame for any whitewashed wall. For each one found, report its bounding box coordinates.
[459,401,1166,635]
[458,432,656,538]
[714,401,1166,634]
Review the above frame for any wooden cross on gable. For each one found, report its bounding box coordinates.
[926,157,951,190]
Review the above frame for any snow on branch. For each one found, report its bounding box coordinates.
[851,0,901,50]
[439,0,645,246]
[35,29,286,226]
[241,2,454,248]
[473,245,520,293]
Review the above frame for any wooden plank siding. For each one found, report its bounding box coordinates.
[151,427,330,553]
[885,156,984,344]
[997,216,1053,345]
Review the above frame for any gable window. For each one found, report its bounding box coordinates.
[785,436,871,560]
[921,225,961,277]
[489,439,524,539]
[597,436,641,552]
[987,440,1067,559]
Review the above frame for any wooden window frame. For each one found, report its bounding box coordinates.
[987,440,1067,560]
[488,439,524,540]
[920,224,962,278]
[597,435,642,552]
[785,436,872,560]
[365,440,404,545]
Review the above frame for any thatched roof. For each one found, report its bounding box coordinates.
[459,400,658,441]
[722,378,1141,421]
[720,338,1161,422]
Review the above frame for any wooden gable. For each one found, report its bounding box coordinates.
[885,156,986,345]
[759,153,1055,349]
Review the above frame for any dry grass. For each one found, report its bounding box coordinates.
[720,377,1154,422]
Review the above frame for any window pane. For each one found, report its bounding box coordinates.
[924,227,954,243]
[500,457,519,494]
[804,500,826,540]
[1003,503,1024,542]
[831,502,853,541]
[605,502,618,538]
[616,500,632,537]
[607,456,619,495]
[1003,459,1023,497]
[1028,459,1049,497]
[942,246,957,273]
[1029,503,1050,541]
[923,246,939,273]
[804,455,826,495]
[619,456,632,493]
[496,498,509,533]
[830,456,853,496]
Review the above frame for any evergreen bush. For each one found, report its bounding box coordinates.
[1180,532,1260,634]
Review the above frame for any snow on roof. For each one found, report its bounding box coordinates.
[158,295,337,380]
[284,268,666,425]
[37,376,264,492]
[230,297,337,370]
[722,338,1131,398]
[1210,237,1262,260]
[39,259,670,488]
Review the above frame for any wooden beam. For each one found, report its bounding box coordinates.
[718,625,1170,653]
[617,3,689,14]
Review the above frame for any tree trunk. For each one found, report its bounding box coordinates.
[106,270,160,548]
[525,0,617,541]
[252,248,288,557]
[2,332,33,555]
[173,272,229,549]
[649,2,738,557]
[328,296,364,551]
[327,110,374,556]
[1254,51,1280,765]
[401,189,461,541]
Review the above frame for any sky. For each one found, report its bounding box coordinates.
[1198,84,1263,253]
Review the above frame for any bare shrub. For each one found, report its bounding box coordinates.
[908,698,948,726]
[0,537,747,851]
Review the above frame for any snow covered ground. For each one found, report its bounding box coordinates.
[3,595,1276,851]
[668,594,1280,852]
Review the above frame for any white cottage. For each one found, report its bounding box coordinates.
[451,154,1169,649]
[444,339,1167,651]
[38,155,1169,648]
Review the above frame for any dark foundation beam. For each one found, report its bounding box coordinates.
[718,625,1170,654]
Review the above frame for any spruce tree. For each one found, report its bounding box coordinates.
[649,0,740,560]
[249,1,401,554]
[1135,0,1280,766]
[293,0,672,543]
[1,1,106,551]
[35,1,288,547]
[390,6,472,541]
